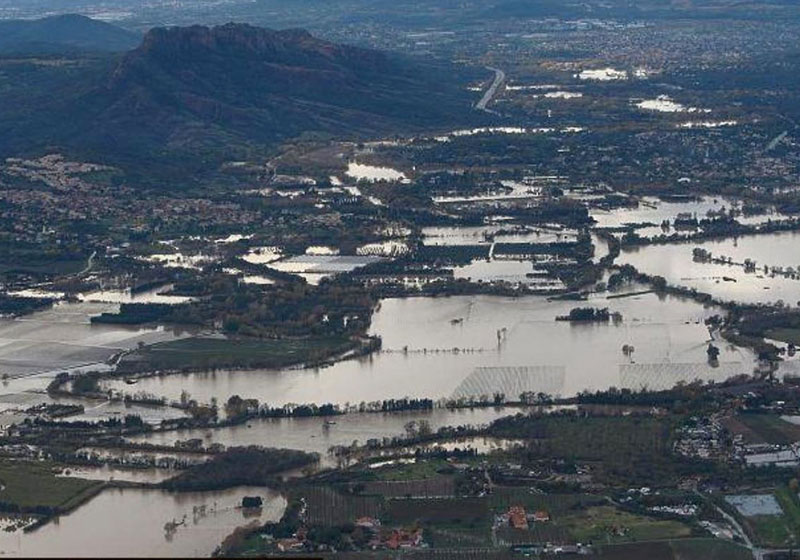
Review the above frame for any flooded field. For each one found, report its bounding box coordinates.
[0,301,183,418]
[422,225,575,246]
[103,293,754,407]
[0,301,180,378]
[0,487,285,557]
[345,161,408,183]
[590,196,788,232]
[618,231,800,304]
[128,406,522,463]
[451,259,566,291]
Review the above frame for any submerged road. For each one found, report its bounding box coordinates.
[476,66,505,113]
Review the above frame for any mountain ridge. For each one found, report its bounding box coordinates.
[0,14,140,53]
[0,21,481,187]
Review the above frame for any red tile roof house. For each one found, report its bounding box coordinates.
[532,510,550,523]
[508,506,529,529]
[385,528,424,549]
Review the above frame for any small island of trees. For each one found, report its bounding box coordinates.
[556,307,622,323]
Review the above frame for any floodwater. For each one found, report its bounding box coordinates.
[0,301,179,378]
[618,231,800,305]
[591,196,790,241]
[0,487,285,557]
[422,225,573,246]
[451,259,566,291]
[103,293,754,407]
[345,161,408,183]
[57,465,176,484]
[78,285,193,305]
[128,407,522,463]
[0,301,182,419]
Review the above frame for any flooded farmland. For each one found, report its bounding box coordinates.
[103,293,754,407]
[0,487,285,557]
[0,301,183,418]
[618,231,800,305]
[128,406,524,463]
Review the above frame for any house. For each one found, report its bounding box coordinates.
[276,538,304,552]
[355,517,381,530]
[532,510,550,523]
[508,506,529,529]
[385,529,423,549]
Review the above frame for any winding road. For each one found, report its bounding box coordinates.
[476,66,505,113]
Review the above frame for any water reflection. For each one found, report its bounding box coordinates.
[0,487,285,557]
[618,231,800,304]
[104,293,754,407]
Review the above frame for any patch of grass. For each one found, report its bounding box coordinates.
[775,485,800,543]
[371,458,451,482]
[766,328,800,346]
[560,505,691,545]
[0,460,102,512]
[748,514,795,547]
[117,335,354,372]
[736,414,800,446]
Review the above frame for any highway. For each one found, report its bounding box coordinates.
[476,66,505,113]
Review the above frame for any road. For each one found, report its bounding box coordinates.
[78,250,97,276]
[476,67,505,113]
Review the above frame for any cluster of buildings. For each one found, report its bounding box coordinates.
[353,517,425,550]
[495,505,551,531]
[673,415,727,460]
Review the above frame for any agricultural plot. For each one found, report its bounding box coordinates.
[725,494,784,516]
[0,460,102,511]
[726,492,799,548]
[734,414,800,445]
[620,362,745,391]
[292,486,383,527]
[597,538,752,560]
[558,505,692,544]
[385,497,489,526]
[452,365,566,400]
[496,524,572,546]
[488,415,673,482]
[426,524,493,547]
[361,476,455,498]
[117,335,353,372]
[489,489,604,516]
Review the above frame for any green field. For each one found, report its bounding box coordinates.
[386,497,488,526]
[117,335,355,372]
[559,505,692,544]
[598,538,752,560]
[0,460,103,511]
[488,415,675,483]
[292,486,384,527]
[371,458,452,481]
[489,489,604,515]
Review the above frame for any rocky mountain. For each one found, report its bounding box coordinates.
[0,23,478,185]
[0,14,140,53]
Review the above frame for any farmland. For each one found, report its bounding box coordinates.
[0,460,103,512]
[116,335,355,373]
[292,486,384,527]
[722,414,800,445]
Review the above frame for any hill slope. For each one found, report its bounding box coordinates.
[0,23,479,185]
[0,14,141,53]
